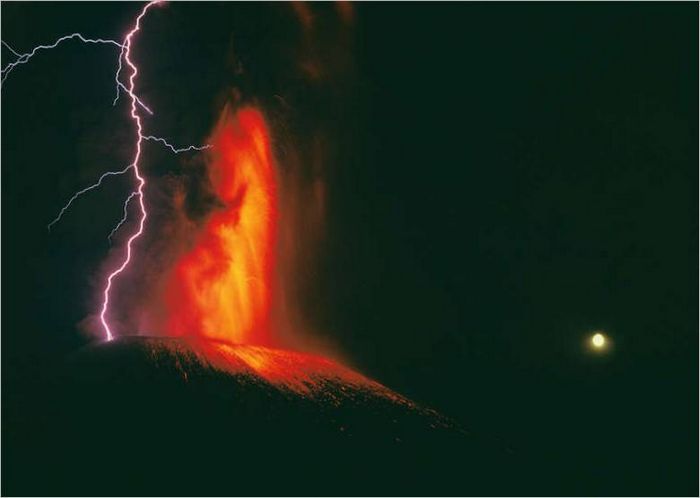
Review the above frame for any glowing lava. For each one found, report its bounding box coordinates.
[140,336,404,398]
[164,105,278,346]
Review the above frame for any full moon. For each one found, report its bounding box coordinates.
[591,332,606,349]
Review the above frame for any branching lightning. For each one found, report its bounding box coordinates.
[46,136,210,231]
[2,1,210,342]
[143,135,213,154]
[109,191,138,244]
[1,33,122,83]
[1,40,22,58]
[46,165,134,232]
[1,33,152,115]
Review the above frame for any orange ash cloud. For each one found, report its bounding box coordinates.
[163,105,278,346]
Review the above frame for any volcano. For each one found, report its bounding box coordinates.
[6,336,519,495]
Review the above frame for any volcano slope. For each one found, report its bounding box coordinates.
[5,336,521,495]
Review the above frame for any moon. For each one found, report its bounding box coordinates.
[587,331,612,353]
[591,332,606,348]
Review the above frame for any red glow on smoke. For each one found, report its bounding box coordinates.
[164,105,278,346]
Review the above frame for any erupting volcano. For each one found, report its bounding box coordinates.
[98,100,444,425]
[1,4,497,495]
[49,98,479,496]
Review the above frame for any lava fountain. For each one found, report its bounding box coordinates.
[146,103,403,393]
[163,104,277,347]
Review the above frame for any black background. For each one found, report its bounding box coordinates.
[2,2,697,495]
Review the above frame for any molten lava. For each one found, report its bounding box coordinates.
[164,105,278,346]
[137,336,410,400]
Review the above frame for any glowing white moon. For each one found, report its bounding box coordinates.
[591,332,606,349]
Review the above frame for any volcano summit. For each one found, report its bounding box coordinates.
[5,336,518,495]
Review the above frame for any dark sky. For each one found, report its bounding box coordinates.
[2,2,697,494]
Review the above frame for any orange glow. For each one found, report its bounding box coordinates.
[174,337,412,402]
[164,105,277,346]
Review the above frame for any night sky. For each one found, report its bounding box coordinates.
[2,2,697,495]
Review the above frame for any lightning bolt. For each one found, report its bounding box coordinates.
[108,191,138,244]
[143,135,212,154]
[2,1,210,342]
[99,0,167,342]
[46,165,134,232]
[1,33,153,114]
[46,136,210,232]
[1,40,22,57]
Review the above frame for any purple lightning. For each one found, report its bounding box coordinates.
[1,1,211,341]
